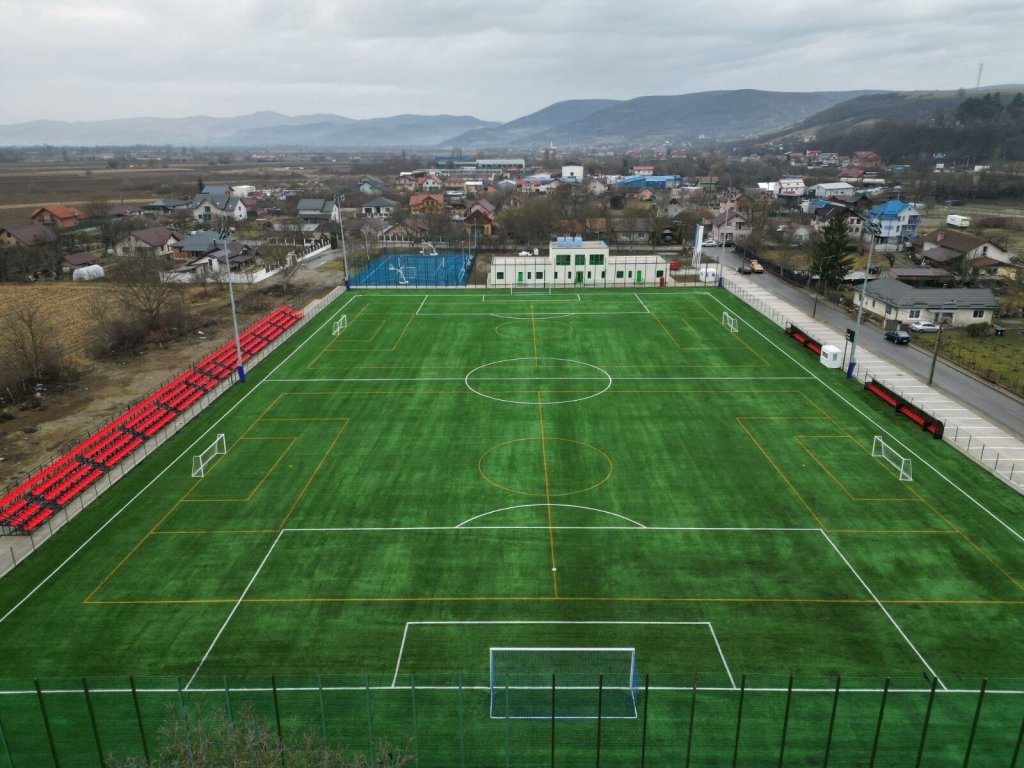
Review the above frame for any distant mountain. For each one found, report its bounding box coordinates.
[446,99,622,147]
[214,114,500,148]
[0,112,496,148]
[446,90,877,149]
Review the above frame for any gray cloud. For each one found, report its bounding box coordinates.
[1,0,1021,124]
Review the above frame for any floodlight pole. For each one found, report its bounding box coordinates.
[846,221,879,379]
[220,229,245,383]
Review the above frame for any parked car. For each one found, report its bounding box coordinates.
[884,330,911,344]
[701,239,718,248]
[748,259,764,273]
[909,320,940,333]
[737,264,753,274]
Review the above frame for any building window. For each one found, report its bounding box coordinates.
[601,271,606,278]
[496,272,504,280]
[616,270,624,279]
[536,271,544,281]
[575,254,585,265]
[555,254,570,265]
[628,271,633,278]
[656,270,664,278]
[589,254,605,265]
[908,309,921,319]
[973,309,985,318]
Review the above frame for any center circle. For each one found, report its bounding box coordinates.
[478,437,613,497]
[465,357,612,405]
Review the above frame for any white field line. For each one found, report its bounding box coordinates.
[819,530,945,690]
[286,525,821,533]
[391,620,729,689]
[633,293,652,314]
[414,295,428,315]
[0,292,363,628]
[265,375,815,385]
[704,291,1024,545]
[185,529,285,690]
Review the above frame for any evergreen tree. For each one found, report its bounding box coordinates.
[809,215,853,289]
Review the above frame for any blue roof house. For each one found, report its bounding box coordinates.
[864,200,921,252]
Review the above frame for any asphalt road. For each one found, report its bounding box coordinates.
[716,247,1024,441]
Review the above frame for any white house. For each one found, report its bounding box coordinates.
[852,278,998,327]
[489,237,670,288]
[864,200,921,251]
[191,193,247,223]
[297,198,341,225]
[561,164,584,180]
[361,197,399,219]
[777,177,806,199]
[808,182,855,201]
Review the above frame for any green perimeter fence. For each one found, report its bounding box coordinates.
[1,673,1023,767]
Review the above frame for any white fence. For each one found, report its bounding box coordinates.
[0,284,347,578]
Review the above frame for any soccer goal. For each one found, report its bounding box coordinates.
[332,315,348,336]
[721,311,739,333]
[871,435,912,481]
[510,283,552,296]
[489,647,640,720]
[191,433,227,478]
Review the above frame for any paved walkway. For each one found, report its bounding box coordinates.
[721,275,1024,496]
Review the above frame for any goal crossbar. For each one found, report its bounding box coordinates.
[871,435,912,481]
[721,311,739,333]
[489,647,640,720]
[192,433,227,478]
[332,315,348,336]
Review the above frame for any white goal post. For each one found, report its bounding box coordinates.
[721,311,739,333]
[192,433,227,478]
[332,315,348,336]
[871,435,912,481]
[489,647,640,720]
[510,283,552,296]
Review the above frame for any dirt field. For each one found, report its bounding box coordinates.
[0,268,337,491]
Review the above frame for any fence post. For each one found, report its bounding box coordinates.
[0,709,15,768]
[778,675,793,768]
[223,676,233,725]
[129,675,150,765]
[317,675,327,740]
[595,674,604,768]
[410,675,419,768]
[81,678,106,768]
[639,675,650,768]
[685,676,697,768]
[365,675,374,759]
[868,678,890,768]
[271,675,282,743]
[1010,705,1024,768]
[34,679,60,768]
[550,673,556,768]
[914,677,938,768]
[731,674,746,768]
[823,676,841,768]
[962,679,987,767]
[457,673,465,768]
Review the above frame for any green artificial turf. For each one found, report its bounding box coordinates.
[1,287,1022,766]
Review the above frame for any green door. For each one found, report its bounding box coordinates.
[636,271,643,284]
[517,272,523,283]
[575,271,584,285]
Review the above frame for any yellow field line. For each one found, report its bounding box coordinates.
[537,391,559,597]
[276,420,351,529]
[735,416,827,529]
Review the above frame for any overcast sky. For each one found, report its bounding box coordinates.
[2,0,1023,125]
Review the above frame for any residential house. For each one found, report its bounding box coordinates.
[611,217,654,247]
[200,184,234,197]
[562,164,584,180]
[839,167,866,184]
[916,228,1014,281]
[631,164,655,176]
[0,223,56,248]
[711,210,750,243]
[852,278,998,327]
[810,202,864,239]
[62,251,99,273]
[808,182,855,201]
[297,198,341,226]
[409,193,445,215]
[361,197,399,219]
[31,205,86,229]
[818,152,841,167]
[776,177,806,201]
[358,176,388,196]
[109,203,143,218]
[141,198,190,216]
[464,199,497,236]
[864,200,921,251]
[417,175,443,193]
[115,226,180,258]
[169,230,234,261]
[191,193,247,223]
[853,151,883,168]
[380,219,428,244]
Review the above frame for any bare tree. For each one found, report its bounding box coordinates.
[0,298,68,385]
[112,254,185,332]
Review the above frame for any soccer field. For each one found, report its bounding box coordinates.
[1,287,1022,765]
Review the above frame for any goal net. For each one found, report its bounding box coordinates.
[332,315,348,336]
[191,433,227,478]
[489,647,640,720]
[510,283,552,296]
[871,435,912,481]
[721,311,739,333]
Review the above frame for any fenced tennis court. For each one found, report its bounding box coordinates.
[0,288,1022,766]
[351,249,475,286]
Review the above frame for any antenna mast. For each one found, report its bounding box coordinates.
[976,63,983,90]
